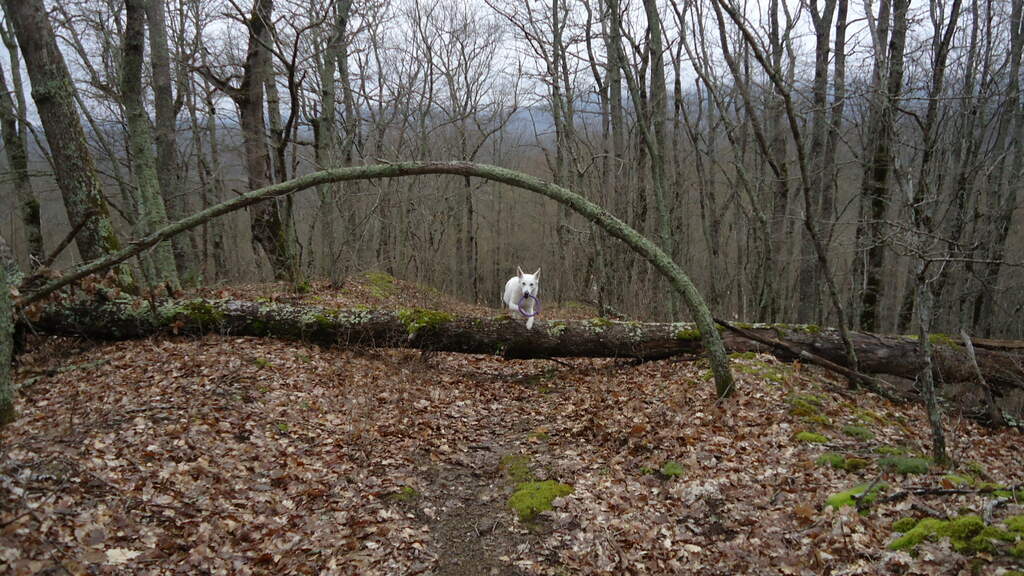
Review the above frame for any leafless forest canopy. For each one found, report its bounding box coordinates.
[1,0,1022,337]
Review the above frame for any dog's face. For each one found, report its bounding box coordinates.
[517,266,540,297]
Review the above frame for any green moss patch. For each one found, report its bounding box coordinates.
[179,300,226,325]
[826,482,888,510]
[1006,516,1024,533]
[927,333,959,347]
[795,431,829,444]
[500,454,535,484]
[803,414,833,426]
[675,328,702,340]
[787,394,824,417]
[397,308,453,335]
[943,473,974,487]
[841,424,876,441]
[388,485,419,502]
[736,362,787,384]
[879,456,931,475]
[546,321,568,337]
[855,409,886,425]
[508,480,573,521]
[873,445,911,456]
[888,514,1018,555]
[365,271,397,297]
[660,461,684,478]
[892,517,921,533]
[816,452,869,472]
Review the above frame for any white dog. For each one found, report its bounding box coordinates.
[502,266,541,329]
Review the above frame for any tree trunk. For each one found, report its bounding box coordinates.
[316,0,353,282]
[122,0,180,292]
[0,27,41,264]
[145,0,196,280]
[2,0,133,289]
[28,296,1024,426]
[857,0,909,332]
[0,253,13,426]
[970,0,1024,335]
[234,0,295,281]
[796,0,837,323]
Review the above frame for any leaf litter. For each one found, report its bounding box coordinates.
[3,281,1023,575]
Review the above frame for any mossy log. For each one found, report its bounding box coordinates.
[25,296,1024,425]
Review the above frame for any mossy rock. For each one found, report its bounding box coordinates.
[879,456,931,475]
[795,431,829,444]
[500,454,534,484]
[660,461,684,478]
[729,351,759,360]
[508,480,573,521]
[397,308,453,335]
[841,424,876,441]
[826,482,888,510]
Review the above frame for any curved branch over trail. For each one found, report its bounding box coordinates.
[15,161,734,397]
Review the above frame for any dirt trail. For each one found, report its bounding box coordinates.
[409,366,563,575]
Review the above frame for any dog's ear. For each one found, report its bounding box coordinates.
[533,267,541,279]
[517,266,525,279]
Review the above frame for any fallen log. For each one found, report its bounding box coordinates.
[23,295,1024,424]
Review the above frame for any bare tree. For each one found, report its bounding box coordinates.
[2,0,133,289]
[0,22,41,265]
[122,0,180,291]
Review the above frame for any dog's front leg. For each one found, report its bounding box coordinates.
[526,316,534,330]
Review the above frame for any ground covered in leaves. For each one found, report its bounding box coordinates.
[3,276,1024,575]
